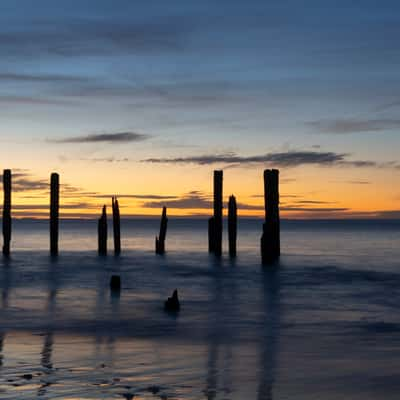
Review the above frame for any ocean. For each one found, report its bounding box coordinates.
[0,218,399,399]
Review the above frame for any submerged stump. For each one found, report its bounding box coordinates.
[164,289,180,312]
[110,275,121,292]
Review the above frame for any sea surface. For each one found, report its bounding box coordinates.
[0,218,399,399]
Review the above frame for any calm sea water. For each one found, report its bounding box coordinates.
[0,218,399,399]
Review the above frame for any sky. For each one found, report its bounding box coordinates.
[0,0,399,218]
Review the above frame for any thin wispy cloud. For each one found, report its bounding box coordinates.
[307,118,400,134]
[143,191,212,209]
[142,150,393,169]
[0,72,89,83]
[0,17,194,59]
[51,132,150,144]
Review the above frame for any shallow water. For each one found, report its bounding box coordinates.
[0,219,400,399]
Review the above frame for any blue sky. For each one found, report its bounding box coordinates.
[0,0,399,217]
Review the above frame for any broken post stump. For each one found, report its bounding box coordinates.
[164,289,180,312]
[50,173,59,256]
[110,275,121,292]
[261,169,280,264]
[112,197,121,255]
[155,206,168,254]
[2,169,11,256]
[208,170,223,256]
[228,195,237,257]
[98,205,107,255]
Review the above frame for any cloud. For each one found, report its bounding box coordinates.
[0,171,87,195]
[0,72,88,84]
[307,118,400,134]
[143,191,212,209]
[347,180,371,185]
[0,17,194,59]
[50,132,150,144]
[79,157,131,163]
[93,194,178,200]
[281,206,349,212]
[11,202,98,211]
[142,150,390,169]
[0,95,74,106]
[142,191,265,211]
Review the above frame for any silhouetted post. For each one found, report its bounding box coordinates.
[50,173,59,256]
[228,195,237,258]
[98,205,107,255]
[261,169,280,264]
[208,170,223,256]
[112,197,121,255]
[156,206,168,254]
[208,217,215,252]
[2,170,11,256]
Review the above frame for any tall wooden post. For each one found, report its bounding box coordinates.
[156,206,168,254]
[112,197,121,255]
[50,173,59,256]
[98,205,107,255]
[261,169,280,264]
[208,170,223,256]
[228,195,237,258]
[2,170,11,256]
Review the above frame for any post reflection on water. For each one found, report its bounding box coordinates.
[205,259,237,400]
[37,263,58,397]
[1,263,10,369]
[257,266,281,400]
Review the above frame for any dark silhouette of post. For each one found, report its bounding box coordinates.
[50,173,59,256]
[2,170,11,256]
[98,205,107,255]
[208,170,223,256]
[156,206,168,254]
[261,169,280,264]
[112,197,121,255]
[228,195,237,257]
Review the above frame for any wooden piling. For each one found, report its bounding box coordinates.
[208,217,215,253]
[208,170,223,256]
[2,170,11,256]
[261,169,280,264]
[98,205,107,255]
[228,195,237,257]
[50,173,59,256]
[156,206,168,254]
[112,197,121,255]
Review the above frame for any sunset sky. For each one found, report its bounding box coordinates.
[0,0,399,218]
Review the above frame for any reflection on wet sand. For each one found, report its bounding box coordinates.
[1,265,10,369]
[257,267,281,400]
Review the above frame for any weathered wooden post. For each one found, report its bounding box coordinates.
[112,197,121,255]
[208,217,215,252]
[50,173,59,256]
[156,206,168,254]
[228,195,237,258]
[261,169,280,264]
[208,170,223,256]
[98,205,107,255]
[2,170,11,256]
